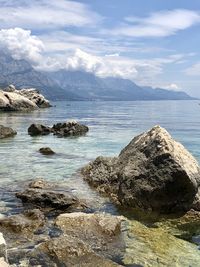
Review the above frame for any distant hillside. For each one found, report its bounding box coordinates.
[49,69,195,101]
[0,53,81,100]
[0,53,196,101]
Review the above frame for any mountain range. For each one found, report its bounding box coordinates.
[0,52,196,101]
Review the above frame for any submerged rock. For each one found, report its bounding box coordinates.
[0,209,45,235]
[123,219,200,267]
[0,125,17,139]
[28,124,51,136]
[36,235,121,267]
[39,147,55,155]
[0,85,51,111]
[28,179,50,189]
[52,120,89,137]
[82,125,200,213]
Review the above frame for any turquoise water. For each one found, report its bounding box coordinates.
[0,100,200,211]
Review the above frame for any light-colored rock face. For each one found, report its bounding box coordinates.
[120,125,199,179]
[0,232,6,260]
[0,85,51,111]
[82,125,200,213]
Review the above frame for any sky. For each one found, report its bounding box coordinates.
[0,0,200,96]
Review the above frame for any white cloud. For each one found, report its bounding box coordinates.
[185,62,200,76]
[162,83,180,90]
[0,0,101,29]
[109,9,200,37]
[0,28,44,64]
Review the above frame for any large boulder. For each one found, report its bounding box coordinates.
[39,147,55,155]
[0,125,17,139]
[82,125,200,213]
[0,85,51,111]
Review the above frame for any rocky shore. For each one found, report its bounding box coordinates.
[0,85,51,111]
[1,125,200,266]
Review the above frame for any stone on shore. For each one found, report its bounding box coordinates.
[82,125,200,213]
[0,125,17,139]
[39,147,55,155]
[28,124,51,136]
[0,258,9,267]
[16,188,87,215]
[0,85,51,111]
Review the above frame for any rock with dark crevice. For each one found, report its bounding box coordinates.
[82,125,200,213]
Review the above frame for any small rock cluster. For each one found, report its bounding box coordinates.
[28,120,89,137]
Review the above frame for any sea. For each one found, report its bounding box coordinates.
[0,100,200,214]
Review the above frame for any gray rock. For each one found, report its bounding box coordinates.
[0,125,17,139]
[52,120,89,137]
[16,189,87,215]
[28,124,51,136]
[28,179,50,189]
[82,125,200,213]
[39,147,55,155]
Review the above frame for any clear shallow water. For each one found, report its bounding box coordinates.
[0,100,200,212]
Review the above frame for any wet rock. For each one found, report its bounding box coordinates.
[123,219,200,267]
[55,212,125,262]
[0,209,45,234]
[82,125,200,213]
[16,189,86,214]
[28,124,51,136]
[28,179,50,189]
[52,120,89,137]
[39,147,55,155]
[36,235,121,267]
[0,125,17,139]
[154,209,200,240]
[18,88,51,108]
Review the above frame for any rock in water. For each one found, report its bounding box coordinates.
[0,125,17,139]
[39,147,55,155]
[0,85,51,111]
[18,88,51,108]
[82,125,200,213]
[28,124,51,136]
[52,120,89,137]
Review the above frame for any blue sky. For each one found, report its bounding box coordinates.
[0,0,200,96]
